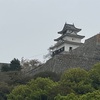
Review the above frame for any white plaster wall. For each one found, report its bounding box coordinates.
[66,31,77,34]
[64,43,79,51]
[52,43,79,52]
[71,31,77,35]
[63,36,81,43]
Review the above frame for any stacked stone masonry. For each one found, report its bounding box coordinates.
[27,34,100,75]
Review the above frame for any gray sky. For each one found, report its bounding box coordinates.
[0,0,100,63]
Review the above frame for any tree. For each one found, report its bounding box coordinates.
[92,63,100,73]
[7,78,58,100]
[80,90,100,100]
[1,64,10,72]
[33,71,60,81]
[54,93,78,100]
[21,58,42,68]
[1,58,21,72]
[0,82,11,100]
[54,90,100,100]
[27,77,58,100]
[28,59,41,67]
[10,58,21,71]
[89,63,100,89]
[60,68,94,94]
[7,85,31,100]
[21,58,42,72]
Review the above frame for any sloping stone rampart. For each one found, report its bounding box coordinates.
[27,34,100,76]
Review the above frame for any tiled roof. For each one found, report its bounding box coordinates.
[58,23,81,34]
[54,34,85,41]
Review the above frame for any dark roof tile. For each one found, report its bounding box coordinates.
[58,23,81,34]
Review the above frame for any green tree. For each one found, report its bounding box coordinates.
[79,90,100,100]
[54,93,78,100]
[92,63,100,73]
[7,85,31,100]
[0,82,11,100]
[54,90,100,100]
[27,77,58,100]
[34,71,60,81]
[1,64,10,72]
[60,68,94,94]
[89,63,100,89]
[8,77,58,100]
[21,58,42,70]
[10,58,21,71]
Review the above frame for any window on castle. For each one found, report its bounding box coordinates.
[72,38,74,40]
[52,46,65,56]
[69,47,72,51]
[67,30,72,33]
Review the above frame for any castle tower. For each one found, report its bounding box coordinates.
[49,23,85,56]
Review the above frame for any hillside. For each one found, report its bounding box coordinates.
[28,34,100,76]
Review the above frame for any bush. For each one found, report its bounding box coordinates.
[1,58,21,72]
[34,71,60,81]
[10,58,21,71]
[8,78,58,100]
[1,64,10,72]
[60,68,94,94]
[0,82,11,100]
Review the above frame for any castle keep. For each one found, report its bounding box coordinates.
[50,23,85,56]
[27,24,100,76]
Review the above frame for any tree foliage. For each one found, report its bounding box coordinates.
[80,90,100,100]
[7,77,58,100]
[0,82,11,100]
[89,63,100,90]
[1,58,21,72]
[54,90,100,100]
[21,58,42,69]
[10,58,21,71]
[3,63,100,100]
[34,71,60,81]
[1,64,10,72]
[54,93,78,100]
[60,68,94,94]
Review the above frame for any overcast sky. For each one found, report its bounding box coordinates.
[0,0,100,63]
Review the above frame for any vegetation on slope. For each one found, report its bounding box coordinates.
[0,59,100,100]
[7,63,100,100]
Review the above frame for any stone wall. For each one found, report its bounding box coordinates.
[72,34,100,59]
[26,34,100,76]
